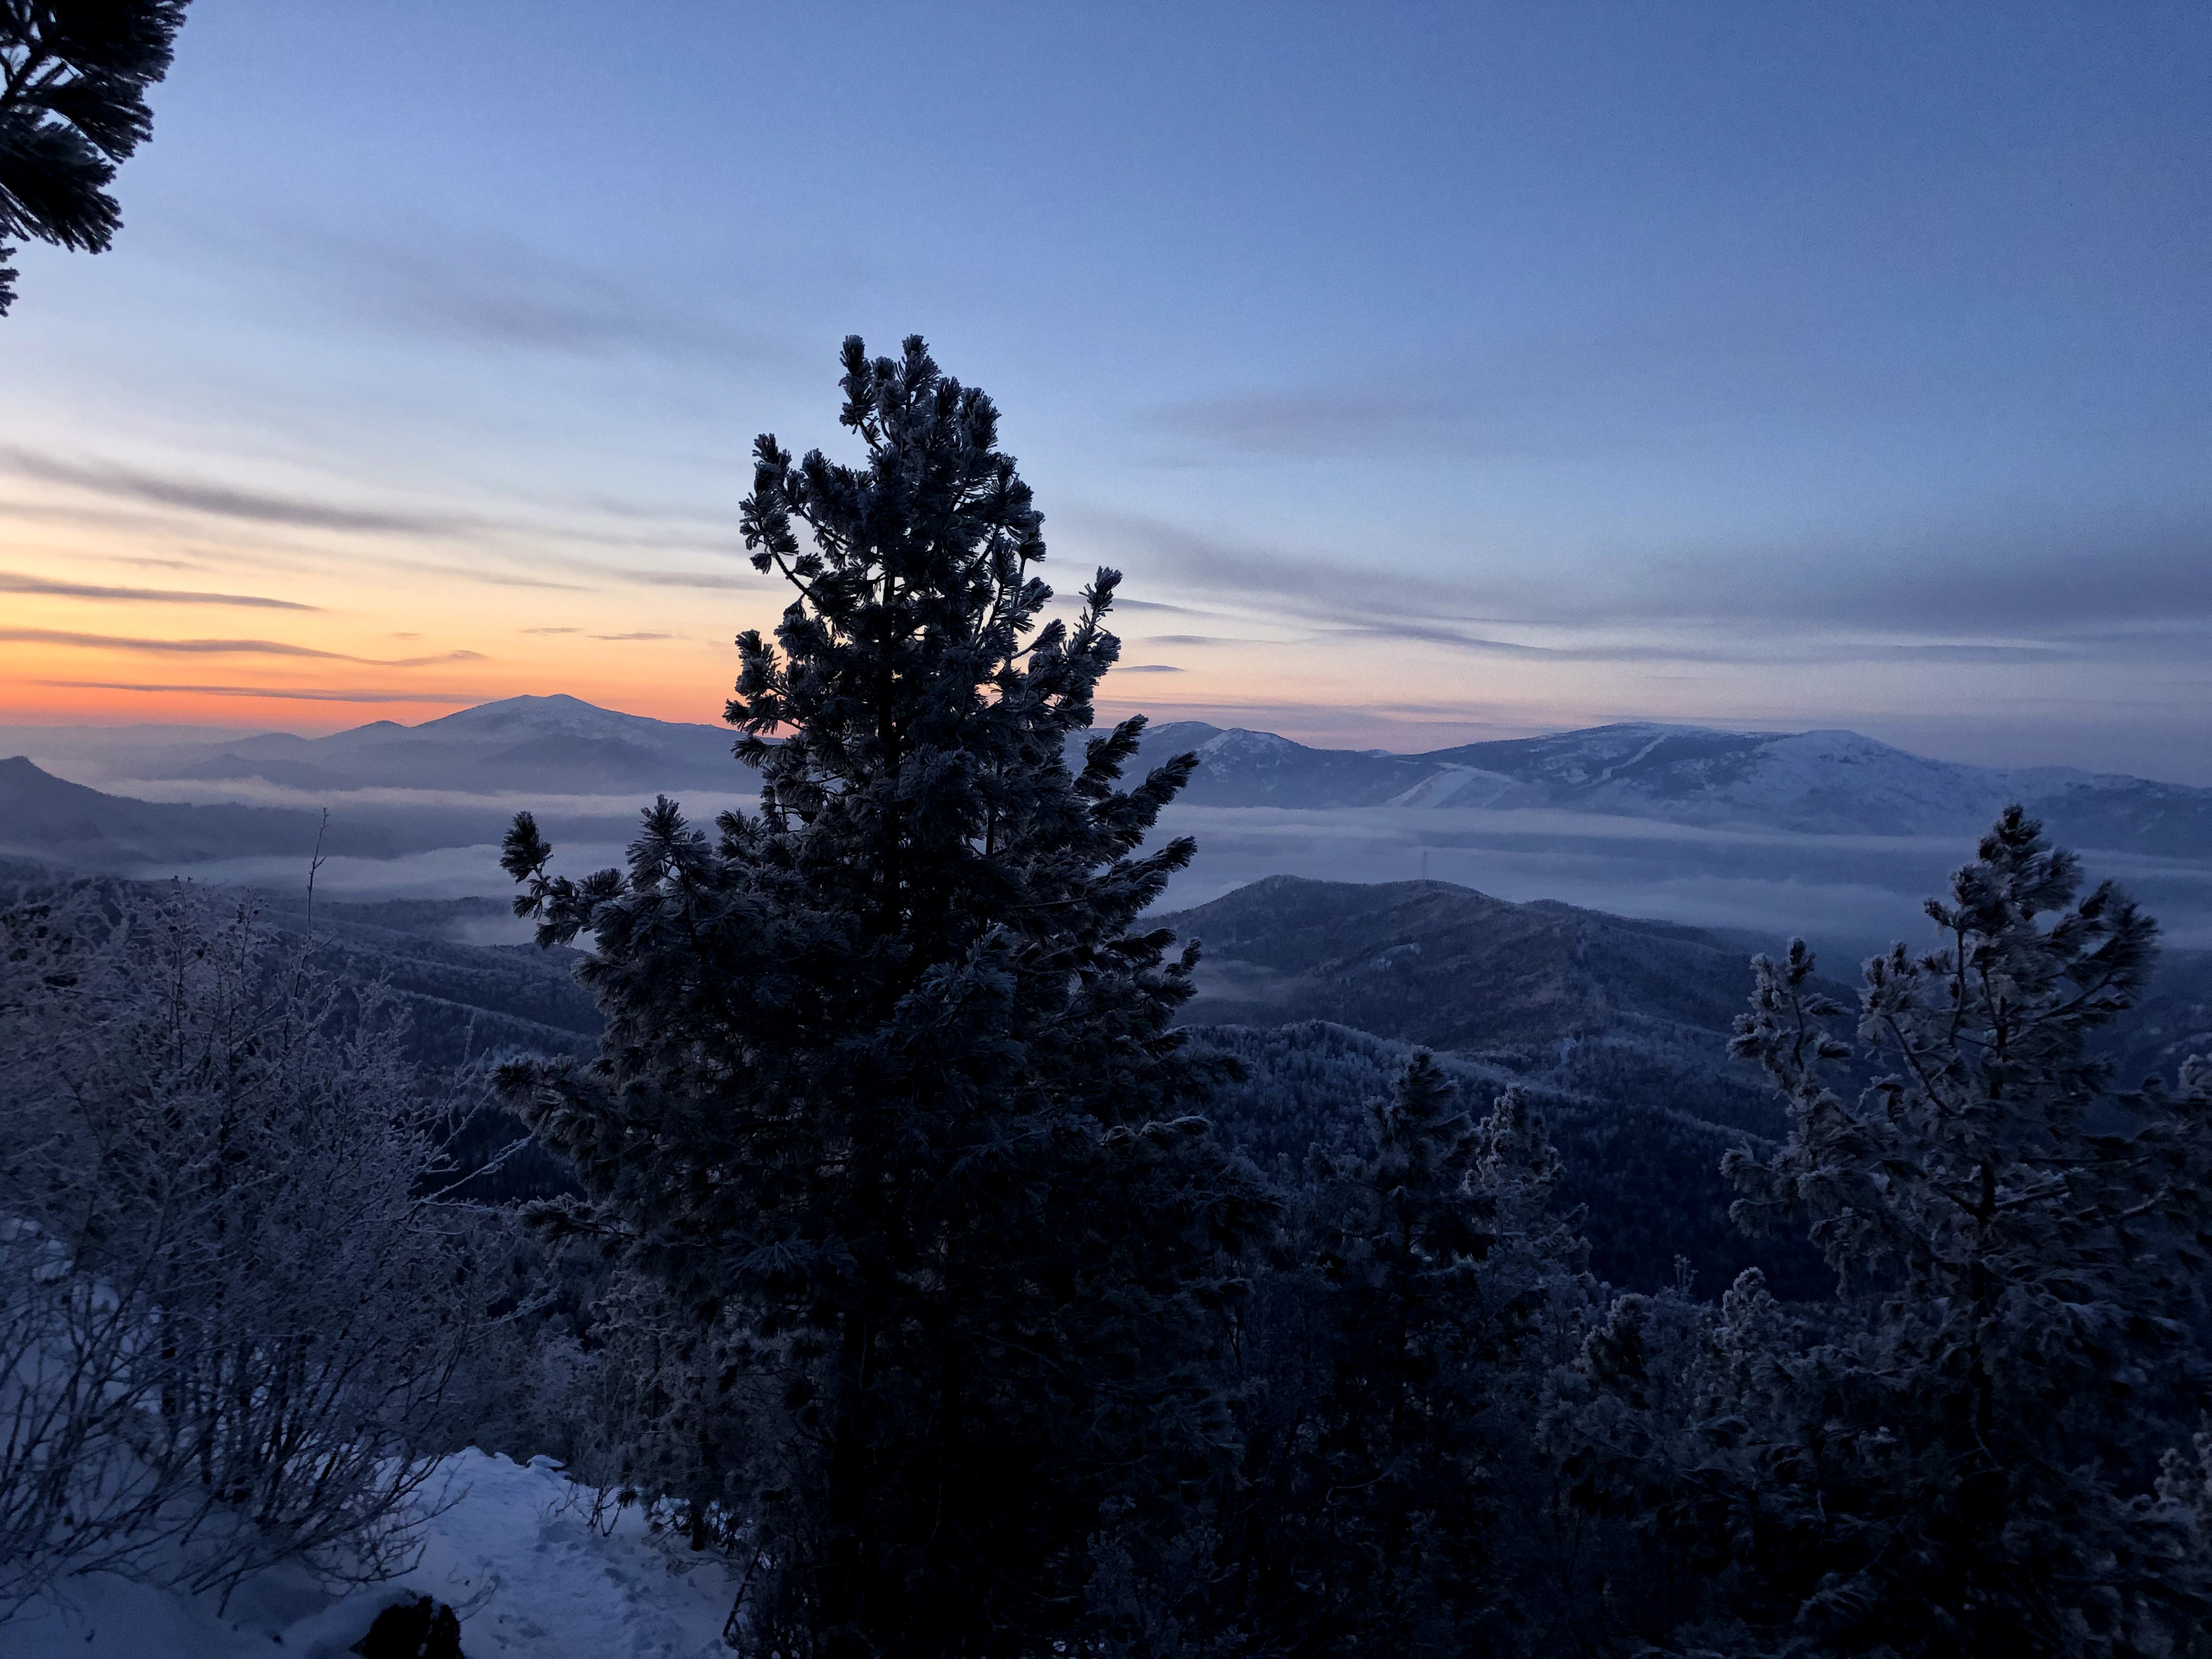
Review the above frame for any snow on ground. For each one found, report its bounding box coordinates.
[10,1450,740,1659]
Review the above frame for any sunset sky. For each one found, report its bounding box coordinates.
[2,2,2207,778]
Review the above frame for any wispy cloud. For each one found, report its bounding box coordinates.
[279,220,785,366]
[1110,597,1224,617]
[628,570,768,591]
[0,449,462,537]
[1314,620,2079,667]
[447,569,596,590]
[1664,512,2212,634]
[0,627,484,667]
[0,451,765,602]
[1147,333,1731,462]
[1142,328,1963,465]
[84,554,207,572]
[590,631,679,641]
[1076,506,2212,669]
[38,681,483,704]
[0,571,317,610]
[1118,663,1185,673]
[520,626,583,635]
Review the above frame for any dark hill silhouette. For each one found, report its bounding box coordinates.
[1163,873,1756,1046]
[1156,874,1835,1137]
[0,755,398,867]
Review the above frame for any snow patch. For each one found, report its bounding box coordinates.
[9,1451,740,1659]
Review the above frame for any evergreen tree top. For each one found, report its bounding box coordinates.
[507,335,1200,1038]
[0,1,192,315]
[496,338,1264,1656]
[1726,806,2212,1455]
[500,332,1227,1181]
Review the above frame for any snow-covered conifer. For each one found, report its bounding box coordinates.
[501,336,1268,1658]
[1598,808,2212,1655]
[1199,1058,1588,1655]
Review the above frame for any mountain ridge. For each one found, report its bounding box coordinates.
[1122,717,2212,856]
[9,696,2209,861]
[0,754,403,866]
[1156,873,1810,1138]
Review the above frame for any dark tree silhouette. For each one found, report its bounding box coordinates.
[1561,809,2212,1657]
[0,0,190,315]
[503,336,1268,1658]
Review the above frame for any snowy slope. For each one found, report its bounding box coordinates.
[1410,724,2033,835]
[150,696,743,795]
[10,1451,740,1659]
[1109,719,2212,856]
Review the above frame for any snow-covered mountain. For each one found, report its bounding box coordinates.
[145,694,742,795]
[12,698,2208,861]
[1119,719,2212,857]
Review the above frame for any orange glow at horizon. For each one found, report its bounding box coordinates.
[0,475,1561,747]
[5,457,2079,759]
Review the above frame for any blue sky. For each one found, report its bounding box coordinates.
[3,1,2207,777]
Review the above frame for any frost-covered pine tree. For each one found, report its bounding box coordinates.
[1685,808,2212,1655]
[502,336,1267,1659]
[1193,1058,1585,1656]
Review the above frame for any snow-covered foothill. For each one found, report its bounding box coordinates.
[8,1451,741,1659]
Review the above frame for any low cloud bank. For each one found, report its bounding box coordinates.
[1154,806,2212,959]
[143,800,2212,964]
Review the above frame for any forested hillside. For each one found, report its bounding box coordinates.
[1163,874,1818,1134]
[1195,1020,1828,1296]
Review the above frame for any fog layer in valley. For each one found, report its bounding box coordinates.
[139,794,2212,961]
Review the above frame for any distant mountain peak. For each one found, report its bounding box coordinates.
[0,754,99,799]
[1198,729,1301,760]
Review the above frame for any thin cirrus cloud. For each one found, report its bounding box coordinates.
[0,627,484,667]
[1142,325,2032,466]
[1103,597,1226,618]
[1147,334,1782,462]
[438,569,596,591]
[79,553,211,572]
[0,448,774,603]
[628,571,769,591]
[0,449,464,537]
[275,218,784,366]
[1314,622,2075,667]
[1653,514,2212,635]
[1080,505,2212,667]
[38,681,483,703]
[0,571,317,610]
[524,627,705,641]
